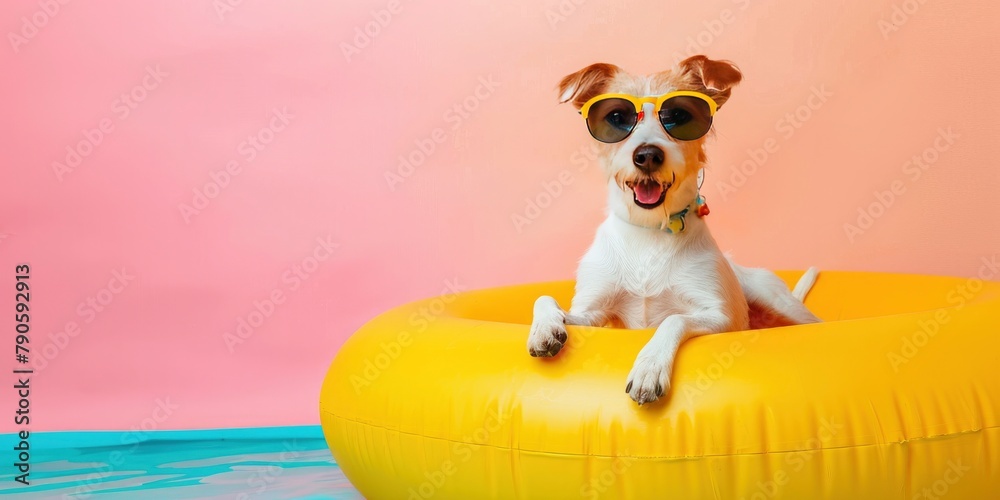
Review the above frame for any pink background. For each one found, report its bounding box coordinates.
[1,0,998,432]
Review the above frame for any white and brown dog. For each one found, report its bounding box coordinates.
[527,55,821,405]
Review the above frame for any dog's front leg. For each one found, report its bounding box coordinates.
[527,285,613,357]
[626,311,730,404]
[527,296,569,357]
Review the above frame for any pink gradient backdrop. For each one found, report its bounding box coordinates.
[1,0,997,431]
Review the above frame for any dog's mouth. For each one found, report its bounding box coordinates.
[625,173,673,209]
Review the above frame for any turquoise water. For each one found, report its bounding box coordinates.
[0,426,363,499]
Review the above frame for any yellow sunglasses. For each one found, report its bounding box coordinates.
[579,91,719,143]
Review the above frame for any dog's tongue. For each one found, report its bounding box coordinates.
[634,180,664,204]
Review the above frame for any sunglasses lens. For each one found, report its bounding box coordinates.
[586,98,638,143]
[659,96,713,141]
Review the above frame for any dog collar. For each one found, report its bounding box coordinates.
[652,195,711,234]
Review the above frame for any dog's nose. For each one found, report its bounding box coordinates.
[632,145,665,173]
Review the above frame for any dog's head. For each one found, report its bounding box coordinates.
[558,56,741,228]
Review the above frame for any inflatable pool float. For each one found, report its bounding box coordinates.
[319,271,1000,499]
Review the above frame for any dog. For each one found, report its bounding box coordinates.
[526,55,822,405]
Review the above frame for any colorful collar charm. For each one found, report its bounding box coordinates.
[660,195,710,234]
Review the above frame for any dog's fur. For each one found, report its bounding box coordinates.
[527,56,821,405]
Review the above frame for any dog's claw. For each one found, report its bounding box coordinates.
[528,341,563,357]
[554,329,567,343]
[527,322,567,358]
[626,356,671,405]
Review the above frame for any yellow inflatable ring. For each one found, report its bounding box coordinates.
[320,271,1000,499]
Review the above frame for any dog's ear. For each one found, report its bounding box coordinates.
[558,63,621,109]
[677,55,742,108]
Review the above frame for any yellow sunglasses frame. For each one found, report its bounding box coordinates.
[579,91,719,119]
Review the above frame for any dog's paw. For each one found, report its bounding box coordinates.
[527,319,567,357]
[625,356,670,405]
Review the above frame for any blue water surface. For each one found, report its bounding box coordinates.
[0,426,363,499]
